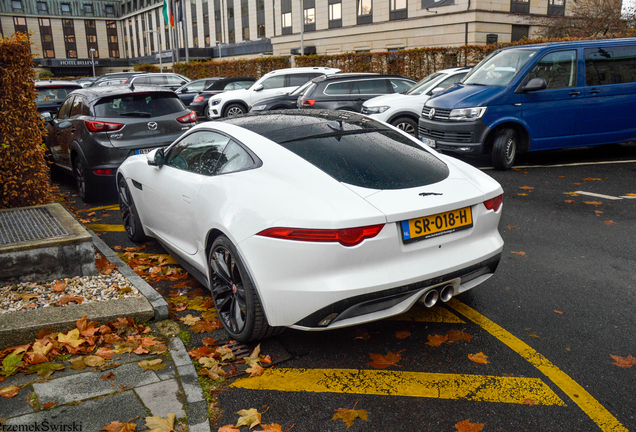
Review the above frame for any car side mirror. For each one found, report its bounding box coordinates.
[429,87,445,96]
[41,112,53,122]
[147,148,165,167]
[253,84,264,92]
[521,77,547,93]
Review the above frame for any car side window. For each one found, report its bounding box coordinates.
[288,73,313,87]
[260,75,285,90]
[223,82,236,91]
[167,76,185,85]
[428,73,466,94]
[134,76,151,85]
[215,141,255,174]
[70,96,84,117]
[389,79,414,93]
[235,81,254,89]
[585,45,636,86]
[166,131,231,175]
[186,81,206,92]
[352,79,390,94]
[150,76,168,85]
[527,50,577,90]
[57,96,74,119]
[324,81,352,95]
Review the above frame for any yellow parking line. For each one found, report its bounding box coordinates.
[80,204,120,212]
[86,224,125,232]
[231,368,564,406]
[448,298,627,432]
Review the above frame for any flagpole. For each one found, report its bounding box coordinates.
[182,0,189,63]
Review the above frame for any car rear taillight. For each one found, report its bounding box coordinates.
[193,95,204,103]
[300,99,315,107]
[257,224,385,247]
[177,111,197,123]
[483,194,503,212]
[84,120,124,132]
[93,169,113,176]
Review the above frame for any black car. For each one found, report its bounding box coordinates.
[249,80,314,113]
[175,77,224,106]
[298,73,416,112]
[124,73,191,91]
[188,77,256,120]
[35,80,82,116]
[87,72,146,87]
[42,85,196,202]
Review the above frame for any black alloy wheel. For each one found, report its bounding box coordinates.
[204,105,213,121]
[209,236,281,342]
[117,176,147,243]
[73,157,97,202]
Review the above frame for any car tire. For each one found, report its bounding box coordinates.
[208,235,282,342]
[117,175,147,243]
[224,103,246,117]
[73,156,99,203]
[204,105,213,121]
[391,117,418,137]
[492,128,517,170]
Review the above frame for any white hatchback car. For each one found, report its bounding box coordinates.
[207,67,340,119]
[361,67,472,136]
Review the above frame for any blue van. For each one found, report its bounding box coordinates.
[417,38,636,169]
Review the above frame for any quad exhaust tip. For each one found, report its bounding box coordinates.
[422,289,439,308]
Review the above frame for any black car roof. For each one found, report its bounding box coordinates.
[69,85,179,103]
[312,73,413,83]
[221,110,391,143]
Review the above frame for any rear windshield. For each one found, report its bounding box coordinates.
[94,93,185,117]
[35,87,77,106]
[279,130,448,190]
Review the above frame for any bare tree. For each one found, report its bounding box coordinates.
[533,0,636,39]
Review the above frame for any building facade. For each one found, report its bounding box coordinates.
[0,0,566,76]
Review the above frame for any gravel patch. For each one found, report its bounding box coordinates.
[0,253,140,314]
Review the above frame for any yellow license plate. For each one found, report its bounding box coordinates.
[401,206,473,243]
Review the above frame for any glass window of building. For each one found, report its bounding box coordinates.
[39,18,55,58]
[107,21,119,58]
[510,0,529,13]
[84,3,93,13]
[61,3,71,13]
[12,1,23,10]
[37,2,48,12]
[14,17,28,34]
[85,20,99,57]
[357,0,372,24]
[106,4,115,14]
[282,0,292,34]
[256,0,265,37]
[548,0,565,15]
[62,19,77,58]
[390,0,407,20]
[303,0,315,31]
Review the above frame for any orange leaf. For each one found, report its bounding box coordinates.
[52,279,66,292]
[99,420,138,432]
[0,385,23,399]
[426,334,448,347]
[517,193,528,196]
[217,426,240,432]
[201,337,217,346]
[468,352,489,364]
[101,372,116,380]
[395,331,411,339]
[446,330,472,342]
[505,225,517,230]
[455,419,485,432]
[584,201,603,206]
[331,407,368,428]
[42,401,59,408]
[583,178,601,181]
[625,193,636,197]
[603,220,615,225]
[144,413,174,431]
[236,408,262,429]
[511,251,527,256]
[519,186,534,190]
[565,200,575,204]
[554,310,564,314]
[522,398,536,406]
[57,295,84,306]
[366,351,403,368]
[190,320,221,333]
[610,354,636,368]
[246,363,265,377]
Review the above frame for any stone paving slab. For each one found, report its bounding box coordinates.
[33,361,161,405]
[0,385,35,419]
[2,390,149,431]
[135,378,186,419]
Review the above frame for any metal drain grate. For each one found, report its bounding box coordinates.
[0,207,69,246]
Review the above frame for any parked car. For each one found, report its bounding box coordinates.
[187,77,257,119]
[206,67,341,119]
[249,80,314,112]
[298,74,416,113]
[35,80,82,116]
[116,110,504,342]
[88,72,145,87]
[361,67,471,136]
[95,78,127,87]
[418,38,636,169]
[42,85,197,202]
[74,76,99,88]
[124,73,191,91]
[175,78,224,106]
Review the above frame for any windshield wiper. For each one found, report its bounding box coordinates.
[119,112,152,117]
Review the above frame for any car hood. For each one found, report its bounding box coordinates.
[426,84,509,109]
[363,93,411,107]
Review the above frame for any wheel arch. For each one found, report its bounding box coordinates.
[484,121,529,154]
[222,100,249,116]
[386,111,419,125]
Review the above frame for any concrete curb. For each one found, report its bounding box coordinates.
[169,337,212,432]
[90,231,169,321]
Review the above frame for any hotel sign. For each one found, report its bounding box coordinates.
[58,59,99,66]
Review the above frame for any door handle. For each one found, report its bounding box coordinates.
[589,89,601,94]
[182,195,191,203]
[568,91,580,96]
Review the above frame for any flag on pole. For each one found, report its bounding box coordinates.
[163,0,174,28]
[176,0,184,23]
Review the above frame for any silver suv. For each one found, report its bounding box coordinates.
[43,86,196,202]
[124,73,191,91]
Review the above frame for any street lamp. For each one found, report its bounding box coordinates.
[89,48,96,77]
[145,30,162,72]
[215,41,222,59]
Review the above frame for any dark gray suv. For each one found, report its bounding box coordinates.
[298,73,416,112]
[43,86,196,202]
